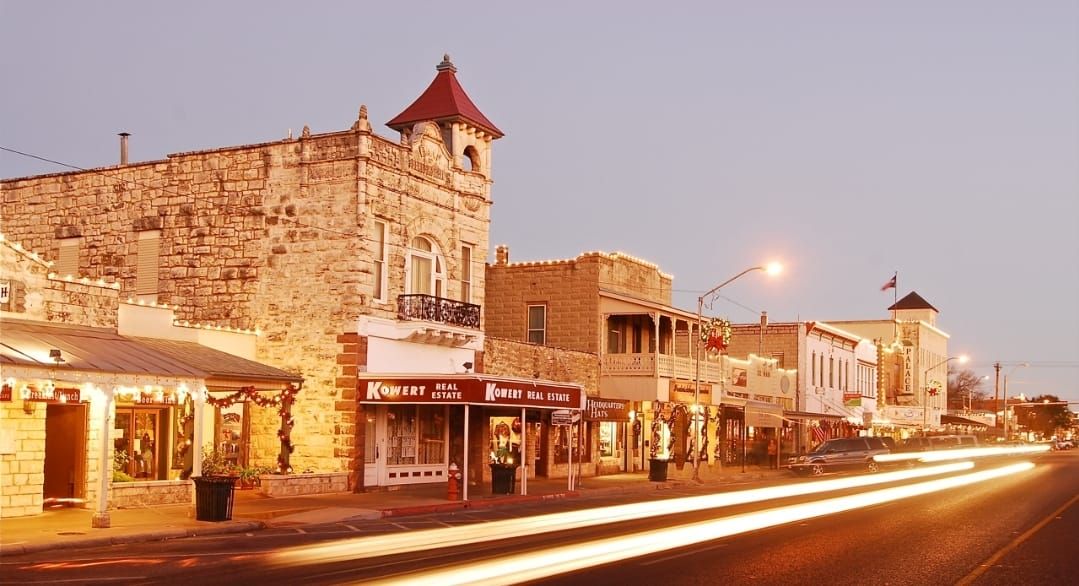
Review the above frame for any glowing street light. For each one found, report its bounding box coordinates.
[922,355,968,436]
[693,262,782,481]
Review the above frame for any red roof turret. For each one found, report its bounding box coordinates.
[387,55,503,138]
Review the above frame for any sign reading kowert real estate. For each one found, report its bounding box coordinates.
[359,376,583,410]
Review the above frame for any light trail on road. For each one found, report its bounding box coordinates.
[371,461,1036,586]
[268,461,974,569]
[874,444,1050,464]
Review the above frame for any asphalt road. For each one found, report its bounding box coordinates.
[3,451,1075,585]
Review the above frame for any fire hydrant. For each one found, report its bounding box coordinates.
[447,462,460,500]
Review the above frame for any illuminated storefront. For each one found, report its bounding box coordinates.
[358,374,583,497]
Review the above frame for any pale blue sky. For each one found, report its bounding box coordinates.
[2,1,1077,403]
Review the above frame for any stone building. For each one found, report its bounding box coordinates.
[484,246,798,477]
[2,56,589,495]
[727,320,880,454]
[0,234,302,520]
[829,291,951,437]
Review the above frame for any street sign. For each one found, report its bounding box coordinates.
[551,409,580,426]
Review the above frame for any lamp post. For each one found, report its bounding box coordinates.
[1001,362,1029,441]
[922,355,968,436]
[693,262,782,482]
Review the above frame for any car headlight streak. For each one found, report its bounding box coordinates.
[373,462,1034,586]
[269,461,973,569]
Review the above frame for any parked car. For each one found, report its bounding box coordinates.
[897,435,979,453]
[790,437,891,476]
[1054,439,1075,450]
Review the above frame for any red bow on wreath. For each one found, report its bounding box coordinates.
[705,333,727,353]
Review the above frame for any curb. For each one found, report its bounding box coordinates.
[380,490,580,518]
[0,520,265,558]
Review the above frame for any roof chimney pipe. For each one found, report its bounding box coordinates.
[119,132,130,165]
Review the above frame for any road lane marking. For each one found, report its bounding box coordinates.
[955,490,1079,586]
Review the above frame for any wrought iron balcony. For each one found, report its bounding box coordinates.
[397,294,481,330]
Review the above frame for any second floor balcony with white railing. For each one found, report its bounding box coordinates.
[601,352,724,384]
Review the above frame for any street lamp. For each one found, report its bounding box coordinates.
[922,355,968,436]
[964,375,990,410]
[1002,362,1029,440]
[693,262,782,481]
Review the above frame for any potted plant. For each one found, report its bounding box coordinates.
[489,445,518,494]
[192,447,239,521]
[237,465,273,489]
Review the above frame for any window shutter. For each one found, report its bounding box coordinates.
[136,232,160,295]
[56,239,80,277]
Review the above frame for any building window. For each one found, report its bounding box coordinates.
[407,236,445,297]
[527,304,546,345]
[136,230,160,296]
[56,238,81,277]
[460,244,472,303]
[387,405,446,465]
[771,352,785,369]
[829,357,835,388]
[114,405,173,480]
[598,421,618,457]
[811,352,816,386]
[373,220,387,301]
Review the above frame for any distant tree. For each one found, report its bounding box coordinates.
[1014,395,1071,438]
[947,367,987,411]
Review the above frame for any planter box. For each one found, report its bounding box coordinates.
[111,480,192,509]
[257,472,349,497]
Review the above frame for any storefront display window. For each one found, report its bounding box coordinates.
[598,421,616,457]
[114,406,170,480]
[555,422,590,463]
[489,416,521,464]
[388,405,446,465]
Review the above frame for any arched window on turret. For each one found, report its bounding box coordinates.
[462,145,480,173]
[407,236,446,298]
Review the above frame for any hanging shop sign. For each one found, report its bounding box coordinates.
[359,375,583,409]
[22,387,81,403]
[584,397,631,421]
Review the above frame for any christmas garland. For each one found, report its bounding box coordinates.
[206,385,300,474]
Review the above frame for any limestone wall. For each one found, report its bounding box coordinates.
[482,337,599,396]
[2,118,492,476]
[0,404,46,518]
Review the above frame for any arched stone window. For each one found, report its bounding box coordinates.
[407,236,445,297]
[462,146,480,172]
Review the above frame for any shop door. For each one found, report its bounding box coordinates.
[363,407,385,487]
[43,403,87,502]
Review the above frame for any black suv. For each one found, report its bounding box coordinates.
[790,437,891,476]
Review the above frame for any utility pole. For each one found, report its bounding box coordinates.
[993,362,1002,418]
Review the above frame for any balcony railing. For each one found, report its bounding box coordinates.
[397,294,481,330]
[602,352,724,383]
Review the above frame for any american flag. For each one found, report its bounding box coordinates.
[812,425,829,444]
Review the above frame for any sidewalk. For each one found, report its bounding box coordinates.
[0,468,792,557]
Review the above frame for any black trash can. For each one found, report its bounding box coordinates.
[490,464,517,494]
[648,458,669,482]
[192,476,237,521]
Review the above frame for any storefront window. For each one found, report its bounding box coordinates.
[598,422,617,457]
[216,402,245,470]
[489,416,521,464]
[388,405,447,465]
[555,422,590,463]
[114,406,170,480]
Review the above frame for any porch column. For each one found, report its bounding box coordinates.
[652,312,660,377]
[91,386,115,528]
[520,407,527,495]
[193,387,206,477]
